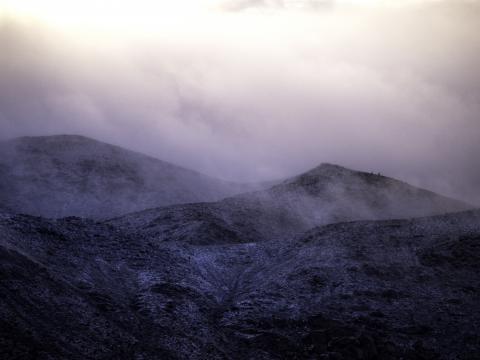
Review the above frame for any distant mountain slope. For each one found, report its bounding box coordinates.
[1,209,479,359]
[0,135,259,219]
[111,163,471,244]
[254,162,471,225]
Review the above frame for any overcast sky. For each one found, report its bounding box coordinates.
[1,0,480,204]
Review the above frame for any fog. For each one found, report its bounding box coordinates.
[1,0,480,204]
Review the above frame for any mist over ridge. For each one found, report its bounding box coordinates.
[0,134,266,218]
[0,134,470,225]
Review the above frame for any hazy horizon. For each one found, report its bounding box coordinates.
[1,0,480,204]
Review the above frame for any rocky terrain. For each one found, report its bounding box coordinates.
[1,209,479,359]
[0,136,478,359]
[0,135,260,219]
[110,163,470,244]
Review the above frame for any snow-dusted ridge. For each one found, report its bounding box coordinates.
[110,160,471,245]
[0,135,263,219]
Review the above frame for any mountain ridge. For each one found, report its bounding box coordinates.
[0,135,265,219]
[110,160,471,245]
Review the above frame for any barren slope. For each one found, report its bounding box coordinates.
[1,210,479,359]
[111,163,470,244]
[0,135,258,219]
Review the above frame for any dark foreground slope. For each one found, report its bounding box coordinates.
[0,135,258,219]
[1,210,479,359]
[111,163,470,244]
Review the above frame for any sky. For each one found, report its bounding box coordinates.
[0,0,480,204]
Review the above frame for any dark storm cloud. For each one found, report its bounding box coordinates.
[0,1,480,204]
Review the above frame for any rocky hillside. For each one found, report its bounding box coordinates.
[1,137,476,359]
[111,163,470,244]
[0,135,258,219]
[1,209,479,359]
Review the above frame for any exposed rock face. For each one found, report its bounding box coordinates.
[1,210,479,359]
[0,135,259,219]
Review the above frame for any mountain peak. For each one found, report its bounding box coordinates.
[283,163,365,188]
[284,162,397,188]
[305,163,353,176]
[0,135,256,218]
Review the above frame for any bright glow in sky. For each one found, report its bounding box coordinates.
[0,0,454,46]
[0,1,210,30]
[0,1,446,31]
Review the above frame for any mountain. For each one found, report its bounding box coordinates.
[0,135,467,224]
[1,209,479,359]
[1,135,476,359]
[111,163,471,244]
[0,135,260,219]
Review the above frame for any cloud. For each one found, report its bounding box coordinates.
[220,0,283,12]
[0,1,480,204]
[219,0,335,11]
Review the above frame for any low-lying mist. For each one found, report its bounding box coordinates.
[1,1,479,204]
